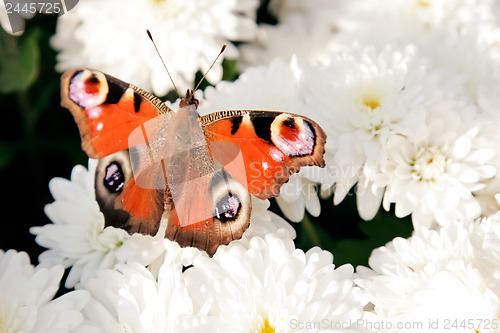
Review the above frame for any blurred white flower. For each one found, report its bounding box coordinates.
[420,32,500,103]
[239,15,343,69]
[182,233,367,332]
[240,0,346,68]
[474,176,500,217]
[472,49,500,217]
[31,160,166,288]
[268,0,343,27]
[51,0,258,96]
[336,0,497,48]
[469,212,500,298]
[198,57,304,113]
[356,222,500,333]
[376,99,495,229]
[199,57,324,222]
[0,250,89,332]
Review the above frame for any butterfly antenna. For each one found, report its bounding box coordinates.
[194,43,227,92]
[146,29,179,95]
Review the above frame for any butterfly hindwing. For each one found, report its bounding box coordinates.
[94,150,165,236]
[61,69,172,158]
[165,168,251,256]
[201,110,327,199]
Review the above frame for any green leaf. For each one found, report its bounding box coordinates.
[0,29,40,93]
[295,214,338,254]
[291,194,413,268]
[222,59,239,82]
[0,143,13,169]
[332,211,413,267]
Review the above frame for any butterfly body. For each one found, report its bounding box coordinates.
[61,68,326,256]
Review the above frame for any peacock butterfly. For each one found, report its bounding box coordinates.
[61,68,326,256]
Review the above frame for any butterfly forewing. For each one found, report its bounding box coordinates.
[201,110,327,199]
[61,69,171,158]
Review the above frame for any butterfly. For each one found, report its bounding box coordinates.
[61,68,327,256]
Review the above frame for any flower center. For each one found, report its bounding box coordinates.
[150,0,185,18]
[362,96,381,110]
[0,317,14,333]
[357,86,385,113]
[259,319,275,333]
[417,0,431,8]
[411,146,447,181]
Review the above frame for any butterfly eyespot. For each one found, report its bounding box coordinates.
[68,70,108,109]
[103,161,126,193]
[86,75,100,86]
[271,114,316,157]
[214,193,241,223]
[282,117,297,129]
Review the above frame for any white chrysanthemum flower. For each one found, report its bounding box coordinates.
[268,0,343,25]
[356,223,500,333]
[181,234,367,332]
[420,32,500,103]
[469,212,500,298]
[75,258,192,333]
[376,99,496,229]
[302,46,434,220]
[51,0,258,96]
[147,198,296,275]
[0,250,89,332]
[198,57,304,113]
[199,58,324,222]
[240,0,345,68]
[336,0,497,48]
[31,160,166,288]
[474,176,500,217]
[242,196,297,240]
[273,172,322,222]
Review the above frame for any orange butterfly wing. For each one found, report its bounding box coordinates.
[62,69,170,235]
[94,151,165,236]
[201,110,327,199]
[61,69,171,158]
[164,168,252,257]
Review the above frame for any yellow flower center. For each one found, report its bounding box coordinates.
[362,96,381,110]
[0,318,13,333]
[150,0,184,19]
[417,0,431,8]
[259,319,275,333]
